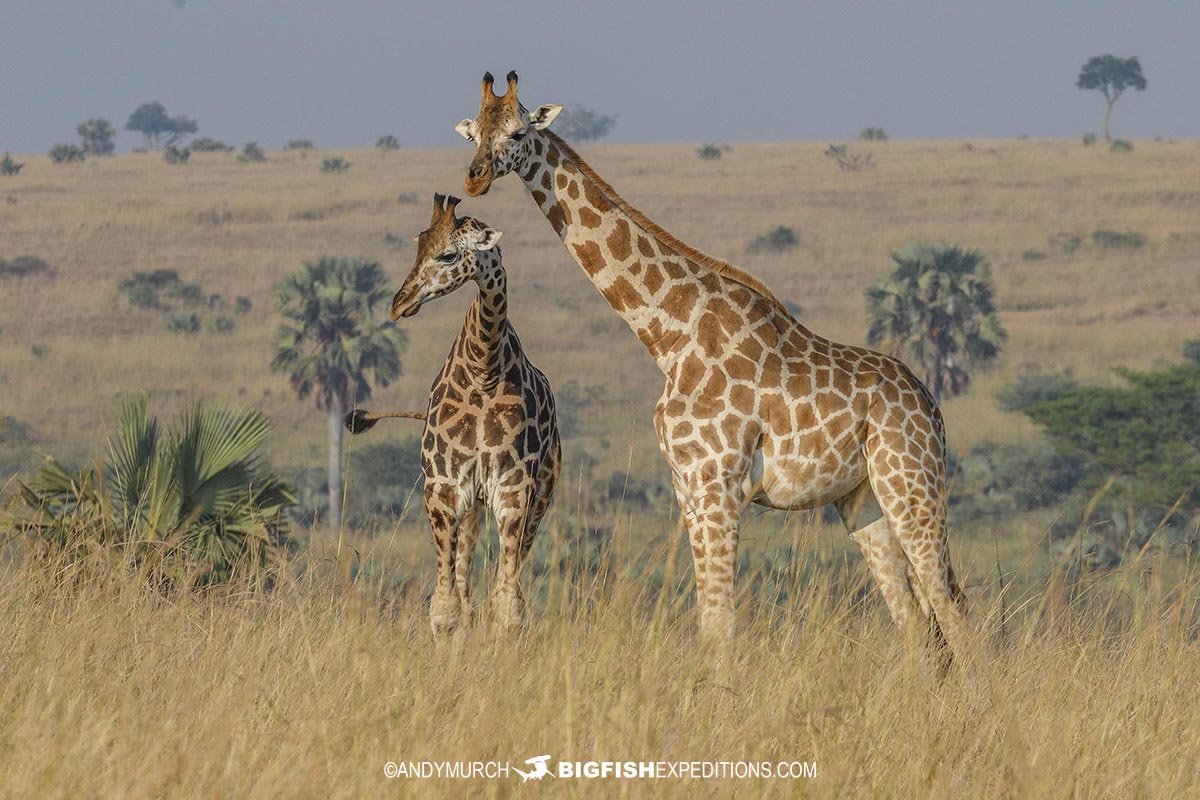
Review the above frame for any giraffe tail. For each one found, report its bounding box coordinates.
[344,409,426,434]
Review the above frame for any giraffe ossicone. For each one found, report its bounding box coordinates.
[454,71,970,663]
[349,193,561,638]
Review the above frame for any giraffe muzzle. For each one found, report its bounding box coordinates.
[390,289,423,320]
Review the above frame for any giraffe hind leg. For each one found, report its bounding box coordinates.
[835,481,927,635]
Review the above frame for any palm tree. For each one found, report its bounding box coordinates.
[8,394,294,587]
[865,244,1006,404]
[271,257,405,530]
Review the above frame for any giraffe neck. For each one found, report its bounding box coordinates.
[460,252,512,388]
[517,130,728,374]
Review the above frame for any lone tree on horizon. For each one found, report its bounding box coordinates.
[125,101,198,150]
[1076,54,1147,141]
[271,258,406,532]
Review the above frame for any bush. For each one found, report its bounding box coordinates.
[166,311,200,334]
[1048,232,1083,254]
[396,192,419,205]
[1021,249,1047,261]
[345,437,424,525]
[284,139,316,151]
[860,127,888,141]
[77,118,116,156]
[0,256,54,280]
[0,416,37,478]
[555,106,617,142]
[824,143,876,171]
[163,145,190,165]
[203,315,236,334]
[696,144,729,160]
[995,372,1079,413]
[747,225,800,255]
[4,395,295,587]
[1022,352,1200,513]
[321,157,350,173]
[1082,132,1098,146]
[951,441,1085,519]
[1090,229,1145,249]
[0,153,23,175]
[1183,339,1200,365]
[237,142,266,163]
[376,135,400,152]
[235,296,253,314]
[1110,138,1134,152]
[191,137,234,152]
[49,144,86,163]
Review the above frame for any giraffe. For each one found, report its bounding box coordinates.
[347,193,561,637]
[453,71,969,661]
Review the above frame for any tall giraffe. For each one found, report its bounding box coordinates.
[454,72,969,660]
[349,194,561,637]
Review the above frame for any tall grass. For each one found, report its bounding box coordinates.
[2,491,1198,797]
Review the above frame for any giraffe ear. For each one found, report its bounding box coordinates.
[528,104,563,131]
[454,119,473,140]
[469,225,503,251]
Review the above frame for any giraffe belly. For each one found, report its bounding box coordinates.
[748,445,868,511]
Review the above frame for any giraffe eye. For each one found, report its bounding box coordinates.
[509,131,526,142]
[437,252,458,263]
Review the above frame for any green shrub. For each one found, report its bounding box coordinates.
[203,315,236,334]
[49,144,86,163]
[1090,229,1145,249]
[1183,339,1200,365]
[951,441,1085,518]
[375,135,400,152]
[163,145,190,165]
[696,144,729,160]
[166,312,200,334]
[1048,232,1083,254]
[284,139,316,151]
[747,225,800,255]
[345,437,423,524]
[1110,138,1134,152]
[396,192,419,205]
[0,255,54,280]
[190,137,234,152]
[321,157,350,173]
[235,296,253,314]
[995,372,1079,412]
[237,142,266,163]
[0,154,22,175]
[860,127,888,141]
[1082,132,1097,146]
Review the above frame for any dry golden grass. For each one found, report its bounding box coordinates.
[2,509,1199,798]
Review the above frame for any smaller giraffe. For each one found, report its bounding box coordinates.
[347,194,561,638]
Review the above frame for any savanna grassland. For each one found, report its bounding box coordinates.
[2,138,1200,797]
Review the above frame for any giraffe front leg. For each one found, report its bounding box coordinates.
[675,473,745,641]
[453,502,483,632]
[425,483,462,641]
[489,500,532,634]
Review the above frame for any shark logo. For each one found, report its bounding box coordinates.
[513,755,552,782]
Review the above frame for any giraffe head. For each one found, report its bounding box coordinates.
[455,70,563,196]
[390,194,504,320]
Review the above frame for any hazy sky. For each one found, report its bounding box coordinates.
[2,1,1197,154]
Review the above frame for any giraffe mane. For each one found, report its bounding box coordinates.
[542,130,786,310]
